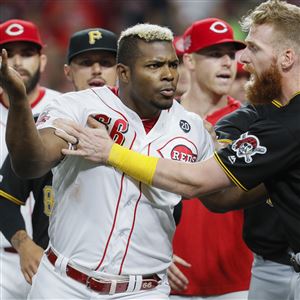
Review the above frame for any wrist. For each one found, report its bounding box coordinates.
[107,143,158,185]
[11,230,30,252]
[105,141,114,164]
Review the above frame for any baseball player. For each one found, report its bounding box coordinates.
[0,19,60,299]
[0,26,118,299]
[44,1,300,299]
[215,104,294,300]
[169,18,253,300]
[1,24,214,299]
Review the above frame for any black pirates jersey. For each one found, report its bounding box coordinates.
[215,92,300,252]
[216,104,291,261]
[0,155,52,249]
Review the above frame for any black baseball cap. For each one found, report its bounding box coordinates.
[67,28,117,63]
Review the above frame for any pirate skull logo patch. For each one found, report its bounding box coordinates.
[232,132,267,163]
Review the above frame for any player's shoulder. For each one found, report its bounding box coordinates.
[92,85,120,100]
[52,87,99,103]
[44,87,61,97]
[171,100,204,123]
[219,103,258,124]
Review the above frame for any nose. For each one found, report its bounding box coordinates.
[221,54,233,67]
[239,49,250,64]
[11,54,22,67]
[161,65,175,81]
[91,62,102,75]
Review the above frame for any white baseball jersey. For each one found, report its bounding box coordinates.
[37,86,214,276]
[0,87,60,299]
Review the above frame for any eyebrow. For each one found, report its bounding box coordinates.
[145,57,179,63]
[245,40,258,47]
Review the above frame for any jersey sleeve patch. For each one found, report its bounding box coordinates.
[231,132,267,163]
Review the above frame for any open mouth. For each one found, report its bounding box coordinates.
[88,79,106,87]
[216,74,231,79]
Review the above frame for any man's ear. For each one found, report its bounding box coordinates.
[117,63,130,83]
[63,64,72,82]
[39,54,47,73]
[183,53,195,71]
[280,48,295,71]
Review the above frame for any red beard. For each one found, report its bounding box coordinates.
[245,63,282,105]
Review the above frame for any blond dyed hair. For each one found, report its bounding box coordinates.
[117,23,174,66]
[240,0,300,52]
[118,23,173,46]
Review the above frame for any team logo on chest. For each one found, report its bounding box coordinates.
[231,132,267,163]
[157,137,198,162]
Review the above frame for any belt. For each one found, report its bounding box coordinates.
[4,247,18,254]
[46,248,160,294]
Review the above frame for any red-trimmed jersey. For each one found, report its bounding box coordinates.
[36,86,214,274]
[172,96,253,296]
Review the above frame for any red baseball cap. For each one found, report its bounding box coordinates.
[183,18,245,54]
[173,36,185,57]
[0,19,44,48]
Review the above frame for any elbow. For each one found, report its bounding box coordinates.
[11,163,33,179]
[181,185,202,199]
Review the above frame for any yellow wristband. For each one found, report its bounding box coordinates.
[108,143,159,185]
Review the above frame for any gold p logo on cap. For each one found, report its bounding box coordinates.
[88,30,102,45]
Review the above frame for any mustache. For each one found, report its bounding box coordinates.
[243,64,254,74]
[13,68,31,77]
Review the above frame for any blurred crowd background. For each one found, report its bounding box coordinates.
[1,0,298,92]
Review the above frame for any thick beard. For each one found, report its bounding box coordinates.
[245,63,282,105]
[25,69,41,94]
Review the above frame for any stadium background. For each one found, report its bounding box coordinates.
[1,0,298,92]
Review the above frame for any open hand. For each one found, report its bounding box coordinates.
[54,116,114,164]
[167,254,191,291]
[19,239,44,284]
[0,49,26,101]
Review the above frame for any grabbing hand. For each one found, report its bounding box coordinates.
[167,254,191,291]
[11,230,44,284]
[19,239,44,284]
[203,120,223,150]
[54,116,114,164]
[0,49,26,101]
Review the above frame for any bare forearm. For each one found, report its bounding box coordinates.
[6,102,47,175]
[153,156,232,198]
[1,49,63,178]
[200,183,268,212]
